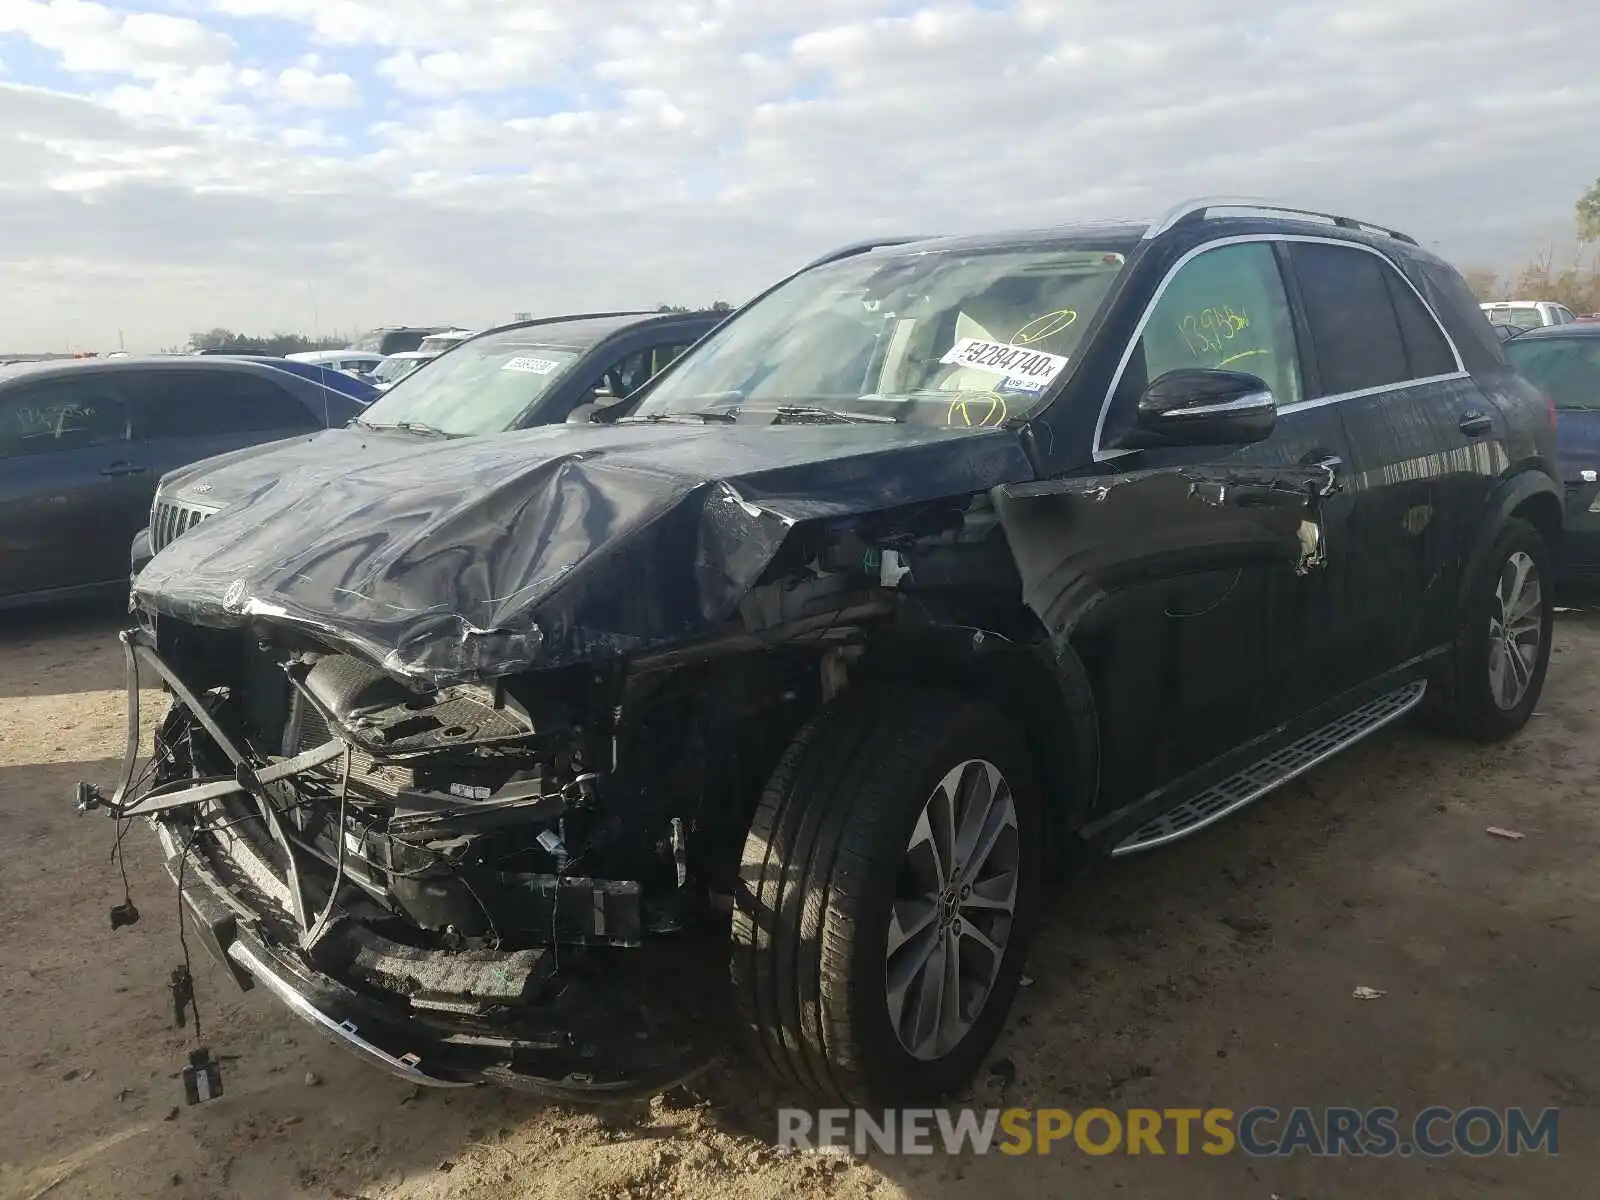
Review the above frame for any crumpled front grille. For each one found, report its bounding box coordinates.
[151,498,219,554]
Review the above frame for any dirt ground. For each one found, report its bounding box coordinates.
[3,601,1599,1200]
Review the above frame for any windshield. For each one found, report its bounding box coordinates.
[418,333,467,355]
[1506,337,1600,409]
[631,243,1129,423]
[357,332,584,435]
[372,355,429,385]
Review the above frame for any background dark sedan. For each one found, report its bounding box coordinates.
[1504,324,1600,577]
[0,355,366,610]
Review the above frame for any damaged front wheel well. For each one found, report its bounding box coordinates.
[848,624,1099,867]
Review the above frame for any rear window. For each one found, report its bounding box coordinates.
[1484,306,1546,331]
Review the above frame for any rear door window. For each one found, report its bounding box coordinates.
[135,369,318,438]
[1289,243,1415,396]
[0,375,131,459]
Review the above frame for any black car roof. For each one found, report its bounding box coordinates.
[468,310,722,349]
[826,200,1449,272]
[0,355,309,384]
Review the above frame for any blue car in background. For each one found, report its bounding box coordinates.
[1504,324,1600,578]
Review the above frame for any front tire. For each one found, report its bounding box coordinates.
[1428,516,1554,742]
[731,687,1043,1106]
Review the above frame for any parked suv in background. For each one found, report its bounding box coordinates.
[0,356,364,610]
[135,309,721,566]
[348,326,454,356]
[1482,300,1582,330]
[286,350,388,379]
[98,200,1559,1110]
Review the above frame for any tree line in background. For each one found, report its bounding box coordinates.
[182,327,348,355]
[1461,176,1600,313]
[176,303,737,355]
[656,301,735,313]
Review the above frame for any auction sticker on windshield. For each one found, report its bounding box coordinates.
[502,356,564,374]
[941,338,1069,393]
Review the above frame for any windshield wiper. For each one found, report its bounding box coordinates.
[618,409,739,424]
[351,418,452,437]
[769,405,900,425]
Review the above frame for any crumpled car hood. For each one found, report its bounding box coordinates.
[134,421,1035,685]
[159,426,449,508]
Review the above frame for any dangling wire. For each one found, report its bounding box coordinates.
[173,823,205,1045]
[108,714,188,914]
[303,744,353,949]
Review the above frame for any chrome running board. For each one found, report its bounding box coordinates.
[1111,679,1428,856]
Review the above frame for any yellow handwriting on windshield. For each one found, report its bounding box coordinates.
[1013,310,1078,345]
[1177,305,1250,357]
[946,393,1009,428]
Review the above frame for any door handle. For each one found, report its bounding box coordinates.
[1458,411,1493,438]
[100,463,148,477]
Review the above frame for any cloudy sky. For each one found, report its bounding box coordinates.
[0,0,1594,351]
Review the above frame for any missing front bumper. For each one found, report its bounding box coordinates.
[105,625,718,1100]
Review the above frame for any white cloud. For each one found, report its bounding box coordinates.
[0,0,233,76]
[0,0,1594,350]
[273,65,358,107]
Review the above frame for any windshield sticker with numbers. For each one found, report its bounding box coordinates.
[502,356,563,374]
[940,338,1069,391]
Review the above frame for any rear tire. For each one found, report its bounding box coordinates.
[730,687,1042,1106]
[1426,516,1553,742]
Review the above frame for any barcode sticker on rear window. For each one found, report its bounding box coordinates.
[503,356,561,374]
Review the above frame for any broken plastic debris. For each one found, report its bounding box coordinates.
[1486,826,1525,841]
[1352,986,1386,1000]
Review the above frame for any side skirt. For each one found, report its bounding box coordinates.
[1081,663,1437,857]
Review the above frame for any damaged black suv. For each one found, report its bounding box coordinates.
[91,199,1560,1107]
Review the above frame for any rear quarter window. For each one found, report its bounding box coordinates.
[1414,261,1509,370]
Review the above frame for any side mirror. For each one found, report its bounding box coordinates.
[1124,368,1276,448]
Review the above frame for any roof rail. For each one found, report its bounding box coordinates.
[799,235,934,273]
[1144,196,1419,245]
[477,309,665,337]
